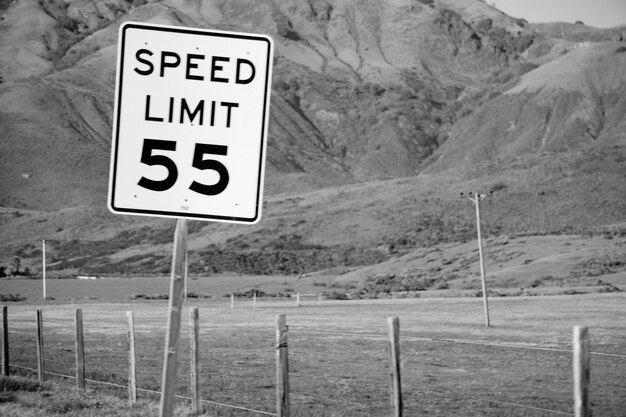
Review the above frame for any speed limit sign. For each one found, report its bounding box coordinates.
[108,22,273,224]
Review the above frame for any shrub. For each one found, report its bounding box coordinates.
[57,15,81,33]
[596,283,621,293]
[185,292,213,299]
[474,289,497,297]
[571,254,626,277]
[9,257,20,275]
[0,293,26,302]
[130,293,168,300]
[229,289,267,298]
[0,375,45,392]
[435,282,449,290]
[356,273,438,298]
[490,182,508,192]
[323,291,349,300]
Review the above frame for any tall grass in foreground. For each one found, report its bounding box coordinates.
[0,375,199,417]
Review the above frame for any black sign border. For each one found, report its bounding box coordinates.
[109,22,272,224]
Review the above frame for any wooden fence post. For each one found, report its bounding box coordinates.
[127,311,137,406]
[276,314,290,417]
[2,306,8,376]
[75,308,85,390]
[388,317,402,417]
[296,293,300,308]
[190,307,201,415]
[573,326,590,417]
[159,218,189,417]
[36,308,44,383]
[231,293,234,310]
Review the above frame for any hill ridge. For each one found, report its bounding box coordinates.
[0,0,625,279]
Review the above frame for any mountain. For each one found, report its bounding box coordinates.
[1,0,625,284]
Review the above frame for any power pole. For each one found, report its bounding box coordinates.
[42,240,46,300]
[462,192,491,327]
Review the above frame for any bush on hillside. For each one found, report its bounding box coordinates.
[323,291,349,300]
[0,293,26,302]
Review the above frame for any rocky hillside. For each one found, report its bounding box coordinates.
[1,0,625,277]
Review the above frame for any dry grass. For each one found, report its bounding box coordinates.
[2,234,625,305]
[2,294,626,416]
[0,374,185,417]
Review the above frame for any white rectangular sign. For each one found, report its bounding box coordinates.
[108,22,273,224]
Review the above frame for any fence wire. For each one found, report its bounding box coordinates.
[2,304,625,416]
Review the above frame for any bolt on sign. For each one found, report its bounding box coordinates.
[108,22,274,224]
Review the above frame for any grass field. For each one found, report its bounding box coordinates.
[4,234,626,304]
[0,274,326,304]
[1,293,625,416]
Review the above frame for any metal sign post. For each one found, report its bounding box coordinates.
[159,218,188,417]
[108,21,273,417]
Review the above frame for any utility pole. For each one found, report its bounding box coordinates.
[462,191,491,327]
[42,240,46,300]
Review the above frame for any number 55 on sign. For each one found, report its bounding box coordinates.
[108,22,273,224]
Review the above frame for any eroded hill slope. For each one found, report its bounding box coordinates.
[1,0,625,278]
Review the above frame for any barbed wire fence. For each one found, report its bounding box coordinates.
[1,302,623,416]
